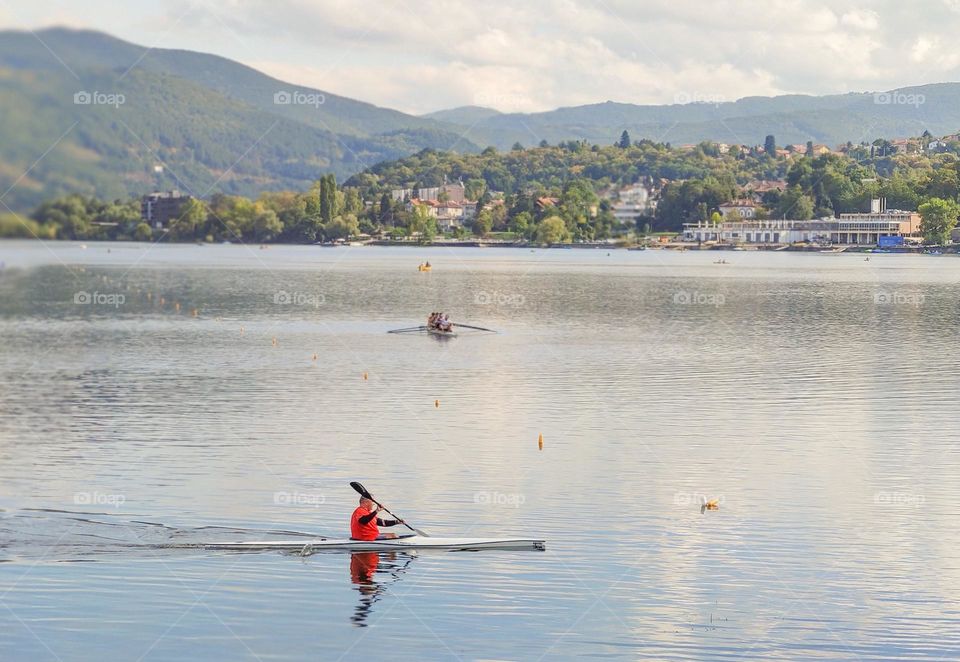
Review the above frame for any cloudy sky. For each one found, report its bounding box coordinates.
[2,0,960,115]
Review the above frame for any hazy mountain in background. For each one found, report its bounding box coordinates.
[422,106,503,125]
[0,28,477,210]
[441,87,960,149]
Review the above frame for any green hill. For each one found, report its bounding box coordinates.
[0,28,478,210]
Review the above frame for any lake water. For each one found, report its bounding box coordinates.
[1,240,959,660]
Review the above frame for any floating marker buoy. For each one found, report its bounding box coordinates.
[312,354,318,361]
[272,337,278,346]
[174,302,181,312]
[191,308,198,317]
[538,433,543,450]
[240,326,244,335]
[435,399,440,408]
[362,372,368,380]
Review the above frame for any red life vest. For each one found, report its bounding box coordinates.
[351,506,379,540]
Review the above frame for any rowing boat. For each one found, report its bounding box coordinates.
[190,535,545,553]
[426,326,457,338]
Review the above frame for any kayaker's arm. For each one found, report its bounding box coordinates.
[357,508,400,527]
[357,509,379,525]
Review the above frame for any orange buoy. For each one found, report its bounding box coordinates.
[362,372,368,380]
[435,399,440,408]
[538,433,543,450]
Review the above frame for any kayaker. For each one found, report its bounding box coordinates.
[351,497,402,540]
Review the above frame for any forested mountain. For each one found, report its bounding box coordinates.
[0,28,477,210]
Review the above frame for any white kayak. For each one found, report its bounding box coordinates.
[191,535,544,553]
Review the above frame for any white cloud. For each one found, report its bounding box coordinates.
[4,0,960,113]
[840,9,880,30]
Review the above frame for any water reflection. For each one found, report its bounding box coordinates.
[349,552,415,627]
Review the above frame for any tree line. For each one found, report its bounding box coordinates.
[5,133,960,244]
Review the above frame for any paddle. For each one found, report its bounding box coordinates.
[451,322,498,333]
[350,482,429,536]
[387,326,428,334]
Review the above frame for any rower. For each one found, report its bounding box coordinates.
[351,497,402,540]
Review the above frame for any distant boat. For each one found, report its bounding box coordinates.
[418,263,432,272]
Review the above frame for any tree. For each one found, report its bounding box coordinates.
[133,222,152,242]
[379,193,394,225]
[169,198,207,241]
[535,215,570,244]
[324,214,360,241]
[510,211,533,237]
[776,187,815,219]
[618,130,631,149]
[319,174,339,223]
[473,209,493,237]
[251,205,282,241]
[806,140,814,157]
[465,178,486,202]
[408,204,436,242]
[764,134,776,156]
[918,197,960,244]
[511,142,524,151]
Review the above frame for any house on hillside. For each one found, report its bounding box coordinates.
[718,199,758,219]
[611,183,653,222]
[141,190,193,229]
[536,197,560,212]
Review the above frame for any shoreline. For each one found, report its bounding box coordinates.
[0,237,952,255]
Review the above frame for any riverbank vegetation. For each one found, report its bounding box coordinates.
[7,134,960,244]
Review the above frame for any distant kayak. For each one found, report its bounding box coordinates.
[185,534,545,553]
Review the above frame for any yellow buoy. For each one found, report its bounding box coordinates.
[538,433,543,450]
[435,399,440,408]
[362,372,368,380]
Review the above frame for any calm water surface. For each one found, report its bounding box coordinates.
[1,241,959,660]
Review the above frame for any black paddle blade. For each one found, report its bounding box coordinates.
[350,481,372,499]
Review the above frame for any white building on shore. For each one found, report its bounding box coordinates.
[683,200,921,245]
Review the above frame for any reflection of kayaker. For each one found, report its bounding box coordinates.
[349,551,410,627]
[351,551,380,583]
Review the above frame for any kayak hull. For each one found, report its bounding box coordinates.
[191,535,544,553]
[427,327,457,338]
